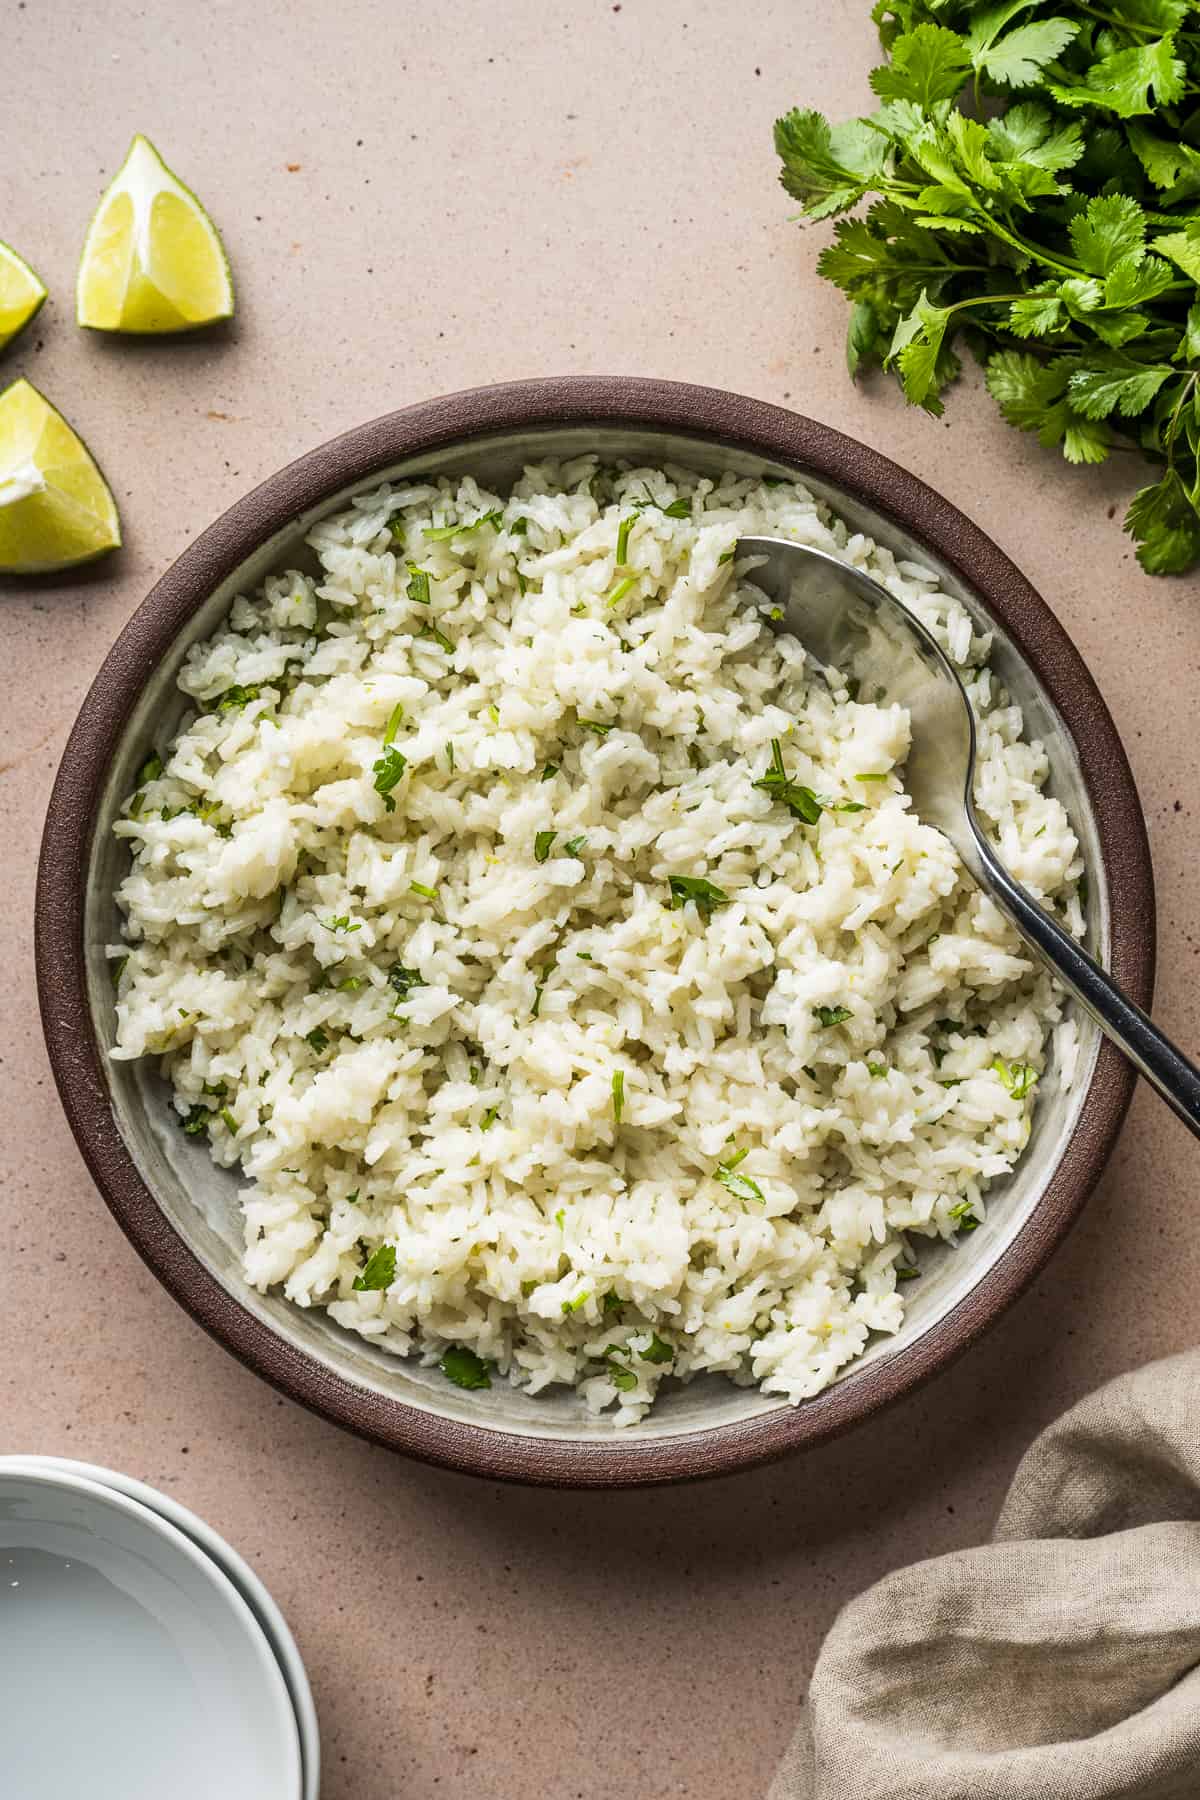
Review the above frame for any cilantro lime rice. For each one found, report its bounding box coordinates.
[110,458,1082,1421]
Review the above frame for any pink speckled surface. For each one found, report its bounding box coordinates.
[4,3,1199,1796]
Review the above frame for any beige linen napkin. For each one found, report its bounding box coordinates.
[770,1350,1200,1800]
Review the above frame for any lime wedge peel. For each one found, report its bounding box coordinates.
[0,242,48,354]
[0,379,121,574]
[76,134,235,335]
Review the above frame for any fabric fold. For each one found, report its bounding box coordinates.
[769,1350,1200,1800]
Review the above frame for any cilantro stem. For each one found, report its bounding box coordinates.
[1165,373,1199,468]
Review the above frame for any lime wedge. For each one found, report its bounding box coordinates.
[0,242,47,354]
[0,379,121,573]
[76,135,234,333]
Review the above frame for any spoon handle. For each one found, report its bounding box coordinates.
[973,834,1200,1138]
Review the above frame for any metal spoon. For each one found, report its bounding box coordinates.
[738,534,1200,1137]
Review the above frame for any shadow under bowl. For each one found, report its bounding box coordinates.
[36,376,1154,1487]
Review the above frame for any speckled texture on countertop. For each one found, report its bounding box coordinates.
[4,3,1200,1796]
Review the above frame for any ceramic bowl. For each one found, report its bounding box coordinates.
[36,376,1154,1486]
[0,1463,303,1797]
[0,1455,319,1800]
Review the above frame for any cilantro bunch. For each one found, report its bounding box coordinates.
[774,0,1200,573]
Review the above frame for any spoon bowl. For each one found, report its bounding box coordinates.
[740,533,1200,1137]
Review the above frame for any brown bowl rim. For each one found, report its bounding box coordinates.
[35,375,1154,1487]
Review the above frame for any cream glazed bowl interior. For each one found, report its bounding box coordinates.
[36,377,1153,1487]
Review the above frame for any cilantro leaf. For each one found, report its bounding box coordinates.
[1069,195,1146,277]
[774,109,891,218]
[1046,38,1186,118]
[353,1244,396,1291]
[814,1005,853,1027]
[439,1345,491,1389]
[1151,227,1200,282]
[639,1333,674,1364]
[667,875,729,919]
[1126,469,1200,573]
[372,746,407,812]
[870,25,971,107]
[753,738,826,823]
[1067,357,1172,419]
[971,17,1079,89]
[715,1158,765,1202]
[534,830,557,863]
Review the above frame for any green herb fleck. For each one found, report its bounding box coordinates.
[480,1104,500,1131]
[406,564,431,605]
[813,1005,852,1027]
[383,702,404,745]
[540,762,559,782]
[715,1152,765,1202]
[421,623,454,654]
[855,772,889,783]
[867,1061,887,1077]
[668,874,729,919]
[136,752,163,786]
[993,1057,1038,1100]
[353,1243,397,1291]
[388,965,426,998]
[534,830,557,863]
[607,573,637,609]
[608,1360,638,1392]
[372,745,407,813]
[410,881,437,900]
[323,915,360,932]
[180,1104,210,1138]
[753,739,824,825]
[219,1106,238,1135]
[616,514,634,564]
[661,497,691,519]
[561,1289,591,1315]
[640,1333,674,1363]
[578,718,612,737]
[948,1200,980,1235]
[896,1265,920,1281]
[305,1027,330,1055]
[439,1345,492,1389]
[212,683,262,714]
[563,834,587,857]
[612,1068,624,1125]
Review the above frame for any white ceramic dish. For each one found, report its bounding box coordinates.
[0,1455,318,1800]
[0,1464,303,1799]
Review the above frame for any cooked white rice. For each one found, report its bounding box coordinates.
[110,458,1082,1422]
